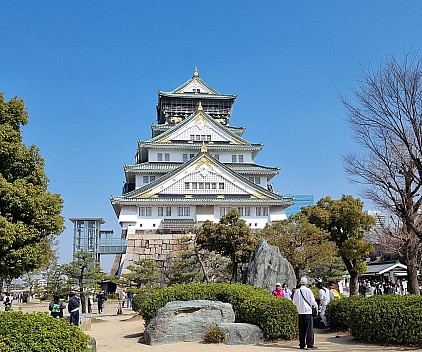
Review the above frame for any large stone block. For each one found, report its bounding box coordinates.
[216,323,264,345]
[144,300,235,345]
[243,238,296,292]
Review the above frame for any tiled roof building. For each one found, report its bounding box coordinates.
[110,68,293,276]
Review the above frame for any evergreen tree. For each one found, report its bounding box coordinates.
[196,209,258,283]
[0,93,64,279]
[302,195,375,296]
[120,258,160,291]
[261,213,337,281]
[167,235,230,285]
[63,252,105,313]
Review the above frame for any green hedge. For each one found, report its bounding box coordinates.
[325,295,364,331]
[349,295,422,346]
[134,283,298,340]
[0,311,90,352]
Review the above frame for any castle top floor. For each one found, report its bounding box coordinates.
[156,67,236,126]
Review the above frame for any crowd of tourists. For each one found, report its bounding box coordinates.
[358,278,408,296]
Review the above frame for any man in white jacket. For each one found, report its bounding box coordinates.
[293,277,318,350]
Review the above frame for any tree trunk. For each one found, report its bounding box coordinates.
[348,271,359,296]
[405,259,420,295]
[79,276,86,314]
[195,249,210,283]
[231,255,238,283]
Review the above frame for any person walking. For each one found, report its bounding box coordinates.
[316,281,330,328]
[96,291,106,314]
[68,292,80,326]
[120,290,127,308]
[127,291,133,309]
[87,294,93,314]
[49,295,65,318]
[272,283,286,297]
[282,283,292,300]
[292,277,318,350]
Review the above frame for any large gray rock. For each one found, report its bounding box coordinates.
[144,300,235,345]
[216,323,264,345]
[243,238,296,292]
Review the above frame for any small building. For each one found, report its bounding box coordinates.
[359,260,408,283]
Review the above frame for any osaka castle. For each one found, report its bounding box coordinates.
[110,68,293,275]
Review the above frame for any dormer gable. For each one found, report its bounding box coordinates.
[150,109,250,146]
[171,67,220,95]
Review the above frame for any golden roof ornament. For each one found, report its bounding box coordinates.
[193,66,199,77]
[201,141,207,153]
[197,101,203,111]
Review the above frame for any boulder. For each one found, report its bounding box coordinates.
[144,300,235,345]
[243,238,296,292]
[216,323,264,345]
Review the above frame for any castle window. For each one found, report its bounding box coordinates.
[158,207,163,216]
[232,155,237,162]
[183,154,188,162]
[218,183,224,189]
[166,207,172,216]
[256,207,262,216]
[185,182,190,189]
[139,207,152,217]
[245,207,251,216]
[164,153,170,161]
[190,154,195,159]
[178,207,190,216]
[211,183,217,189]
[143,176,149,183]
[192,183,197,189]
[157,153,163,161]
[263,207,268,216]
[238,155,244,162]
[190,135,194,141]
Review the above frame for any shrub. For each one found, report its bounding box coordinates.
[0,311,90,352]
[136,283,298,340]
[325,295,364,331]
[203,325,226,343]
[349,295,422,346]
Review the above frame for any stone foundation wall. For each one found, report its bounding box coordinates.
[122,230,193,279]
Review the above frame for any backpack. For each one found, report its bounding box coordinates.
[51,303,61,313]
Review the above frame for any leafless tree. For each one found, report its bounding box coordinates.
[373,214,422,293]
[342,54,422,294]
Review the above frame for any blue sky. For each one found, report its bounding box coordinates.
[1,1,422,270]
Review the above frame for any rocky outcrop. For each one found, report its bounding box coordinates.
[144,300,235,345]
[243,238,296,292]
[216,323,264,345]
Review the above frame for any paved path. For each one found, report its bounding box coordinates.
[8,301,422,351]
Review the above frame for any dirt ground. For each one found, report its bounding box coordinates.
[11,300,421,351]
